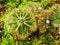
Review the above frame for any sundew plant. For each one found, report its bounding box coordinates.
[0,0,60,45]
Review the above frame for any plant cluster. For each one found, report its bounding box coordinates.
[0,0,60,45]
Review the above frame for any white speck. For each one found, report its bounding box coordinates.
[0,31,2,33]
[38,7,42,10]
[46,20,50,24]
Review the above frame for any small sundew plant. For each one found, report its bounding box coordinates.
[2,8,37,39]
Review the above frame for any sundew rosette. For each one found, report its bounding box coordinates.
[3,8,37,40]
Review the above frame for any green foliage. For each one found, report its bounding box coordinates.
[0,34,15,45]
[5,0,20,7]
[52,8,60,27]
[0,0,60,45]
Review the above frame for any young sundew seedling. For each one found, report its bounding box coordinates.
[37,10,52,34]
[3,8,37,40]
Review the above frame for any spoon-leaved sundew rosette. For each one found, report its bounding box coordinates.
[3,8,37,40]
